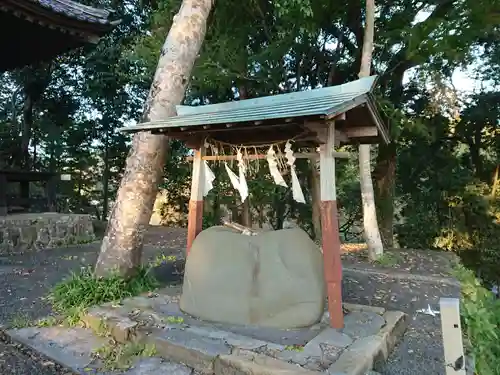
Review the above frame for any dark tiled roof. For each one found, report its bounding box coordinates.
[33,0,115,25]
[0,0,120,71]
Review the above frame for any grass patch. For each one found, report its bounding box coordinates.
[284,344,304,352]
[151,253,177,267]
[9,314,64,329]
[92,341,157,370]
[35,316,61,327]
[454,264,500,375]
[372,252,402,267]
[10,313,32,329]
[49,266,158,324]
[162,315,184,324]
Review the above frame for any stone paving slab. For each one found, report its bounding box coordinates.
[1,290,408,375]
[7,326,104,372]
[5,326,193,375]
[79,291,408,375]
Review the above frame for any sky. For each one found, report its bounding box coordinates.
[452,68,479,92]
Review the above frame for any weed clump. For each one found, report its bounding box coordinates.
[49,266,158,323]
[454,265,500,375]
[92,341,157,370]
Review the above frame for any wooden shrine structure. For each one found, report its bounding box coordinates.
[0,0,119,71]
[0,0,119,214]
[118,75,390,329]
[0,169,59,215]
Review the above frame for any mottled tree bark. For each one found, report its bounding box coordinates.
[309,159,322,241]
[238,85,252,228]
[373,143,396,248]
[358,0,384,260]
[95,0,214,278]
[21,93,33,169]
[492,165,499,197]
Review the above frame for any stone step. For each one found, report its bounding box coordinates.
[4,297,408,375]
[5,326,192,375]
[80,291,408,375]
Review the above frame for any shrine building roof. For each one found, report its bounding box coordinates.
[0,0,119,71]
[118,76,390,146]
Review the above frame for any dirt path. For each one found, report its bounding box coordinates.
[0,226,459,375]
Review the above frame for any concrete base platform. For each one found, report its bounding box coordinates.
[5,287,408,375]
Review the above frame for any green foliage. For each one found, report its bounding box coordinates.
[455,265,500,375]
[202,211,220,229]
[49,266,158,322]
[373,252,403,267]
[93,341,157,371]
[9,313,32,329]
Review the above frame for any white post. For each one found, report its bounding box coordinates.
[186,145,206,255]
[440,298,466,375]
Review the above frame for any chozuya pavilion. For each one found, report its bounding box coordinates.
[119,75,390,329]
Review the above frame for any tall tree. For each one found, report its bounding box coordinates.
[358,0,384,259]
[95,0,214,277]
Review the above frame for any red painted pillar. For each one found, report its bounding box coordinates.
[320,200,343,328]
[319,121,344,329]
[186,147,205,256]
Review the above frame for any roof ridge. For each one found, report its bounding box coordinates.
[177,76,378,117]
[31,0,114,23]
[48,0,112,18]
[175,93,359,120]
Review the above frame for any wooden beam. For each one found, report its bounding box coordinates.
[186,144,206,256]
[319,120,344,329]
[154,122,297,137]
[303,121,347,145]
[344,126,378,138]
[186,151,350,162]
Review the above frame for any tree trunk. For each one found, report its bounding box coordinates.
[102,127,110,222]
[241,199,252,227]
[358,0,383,260]
[95,0,214,278]
[309,159,322,240]
[21,93,33,169]
[492,164,499,197]
[373,143,396,248]
[238,85,252,228]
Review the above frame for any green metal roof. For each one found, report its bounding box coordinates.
[118,75,382,134]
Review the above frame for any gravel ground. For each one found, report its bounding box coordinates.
[0,227,186,375]
[342,270,460,375]
[0,226,459,375]
[0,330,74,375]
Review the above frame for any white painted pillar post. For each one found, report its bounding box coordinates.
[186,144,206,255]
[440,298,466,375]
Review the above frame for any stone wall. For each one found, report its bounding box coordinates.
[0,213,95,254]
